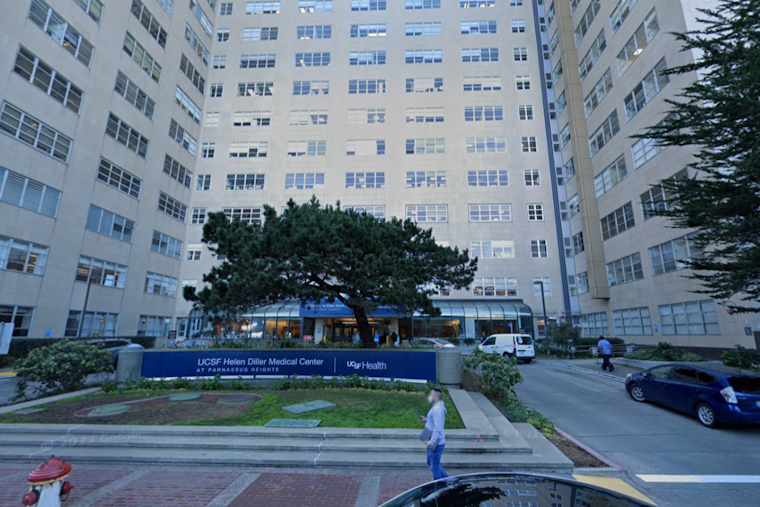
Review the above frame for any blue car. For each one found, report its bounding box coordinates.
[625,363,760,428]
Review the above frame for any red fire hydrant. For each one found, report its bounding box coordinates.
[20,457,73,507]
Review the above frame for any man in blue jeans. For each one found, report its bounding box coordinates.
[598,335,614,373]
[419,388,448,480]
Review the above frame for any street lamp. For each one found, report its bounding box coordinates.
[77,278,94,337]
[534,280,549,356]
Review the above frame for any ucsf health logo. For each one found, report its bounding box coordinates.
[346,360,387,371]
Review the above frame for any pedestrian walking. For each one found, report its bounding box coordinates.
[597,335,614,372]
[418,388,448,480]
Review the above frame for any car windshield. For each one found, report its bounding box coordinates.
[516,336,532,345]
[728,376,760,394]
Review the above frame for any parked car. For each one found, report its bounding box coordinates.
[625,363,760,428]
[477,334,535,363]
[87,338,132,367]
[413,338,456,349]
[176,339,213,349]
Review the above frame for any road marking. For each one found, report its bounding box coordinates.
[538,360,625,383]
[573,475,655,505]
[637,474,760,484]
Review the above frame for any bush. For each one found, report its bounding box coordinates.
[462,349,523,401]
[448,337,461,346]
[13,340,113,399]
[625,342,707,362]
[463,337,477,346]
[722,345,760,369]
[499,398,554,436]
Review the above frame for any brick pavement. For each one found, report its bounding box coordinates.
[377,474,431,504]
[228,473,364,507]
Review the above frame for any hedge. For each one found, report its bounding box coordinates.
[1,336,156,366]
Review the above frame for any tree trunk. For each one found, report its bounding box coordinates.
[350,304,376,348]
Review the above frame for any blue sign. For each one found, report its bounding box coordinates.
[141,349,437,382]
[300,300,404,318]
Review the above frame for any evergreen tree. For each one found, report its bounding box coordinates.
[184,198,477,347]
[643,0,760,311]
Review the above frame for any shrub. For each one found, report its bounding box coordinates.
[462,349,523,401]
[172,377,191,390]
[447,337,461,346]
[198,375,223,391]
[463,337,477,346]
[722,345,760,369]
[626,342,707,362]
[13,340,113,399]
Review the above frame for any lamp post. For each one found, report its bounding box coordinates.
[535,280,549,356]
[77,278,93,337]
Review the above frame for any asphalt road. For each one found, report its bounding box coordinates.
[516,360,760,507]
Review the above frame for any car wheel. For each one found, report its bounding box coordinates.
[696,403,719,428]
[628,383,646,402]
[503,352,514,361]
[521,359,533,364]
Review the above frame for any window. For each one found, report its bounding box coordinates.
[229,141,268,158]
[631,116,673,168]
[559,124,571,149]
[220,2,232,15]
[521,136,537,152]
[406,77,443,93]
[406,0,440,8]
[405,22,441,36]
[574,0,600,45]
[610,0,638,34]
[239,81,274,97]
[216,28,230,42]
[464,106,503,122]
[0,166,61,218]
[601,202,635,240]
[137,316,171,338]
[347,108,385,124]
[243,27,279,40]
[527,204,544,221]
[163,155,192,188]
[106,113,149,158]
[617,10,660,75]
[463,0,497,6]
[659,300,720,336]
[589,110,620,157]
[73,0,104,22]
[346,140,385,156]
[580,312,608,337]
[533,277,552,296]
[296,52,331,67]
[349,79,386,94]
[240,54,276,68]
[559,158,576,185]
[0,306,34,337]
[470,240,515,259]
[461,21,497,35]
[174,87,202,124]
[1,102,72,162]
[114,71,154,120]
[606,252,644,286]
[351,0,386,11]
[462,48,499,62]
[351,24,386,38]
[531,240,548,258]
[233,111,272,127]
[518,105,534,121]
[13,47,84,114]
[130,0,168,48]
[516,75,530,90]
[649,234,703,276]
[463,76,501,92]
[0,235,48,275]
[344,205,385,219]
[466,137,506,153]
[350,51,386,66]
[187,244,202,260]
[213,55,227,69]
[468,170,508,187]
[293,80,329,95]
[168,119,197,155]
[285,173,325,189]
[185,24,210,65]
[640,169,687,219]
[189,0,213,36]
[180,54,206,94]
[584,69,613,118]
[205,112,219,127]
[246,1,281,14]
[469,204,511,222]
[145,272,178,297]
[191,207,207,225]
[405,50,443,64]
[226,173,266,190]
[406,205,447,223]
[624,59,670,121]
[65,311,119,337]
[346,172,385,189]
[572,232,584,255]
[594,154,627,197]
[86,205,135,243]
[574,272,589,295]
[406,107,444,123]
[513,47,528,61]
[406,138,445,155]
[299,0,332,12]
[567,194,580,218]
[123,32,162,83]
[296,25,330,39]
[472,277,518,297]
[97,158,141,198]
[406,171,446,188]
[157,191,187,222]
[150,231,183,260]
[28,0,95,67]
[287,140,326,156]
[223,207,262,225]
[579,30,606,82]
[512,19,526,33]
[196,175,211,191]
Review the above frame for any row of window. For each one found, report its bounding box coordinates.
[237,1,511,16]
[580,299,719,337]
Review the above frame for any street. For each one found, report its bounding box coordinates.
[517,360,760,507]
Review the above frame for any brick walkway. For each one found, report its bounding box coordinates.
[0,464,433,507]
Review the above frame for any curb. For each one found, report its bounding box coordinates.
[0,387,101,415]
[572,467,626,478]
[554,426,626,472]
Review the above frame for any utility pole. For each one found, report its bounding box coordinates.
[77,278,93,337]
[536,280,549,356]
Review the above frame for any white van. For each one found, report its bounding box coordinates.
[477,334,535,363]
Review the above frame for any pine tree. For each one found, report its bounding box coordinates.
[184,198,478,347]
[643,0,760,311]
